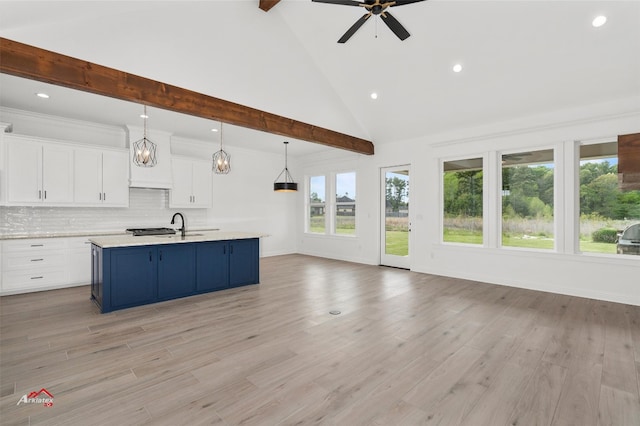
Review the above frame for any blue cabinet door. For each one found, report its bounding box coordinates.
[229,238,259,287]
[109,246,157,310]
[158,244,196,300]
[196,241,229,292]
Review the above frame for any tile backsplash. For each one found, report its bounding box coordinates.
[0,188,209,237]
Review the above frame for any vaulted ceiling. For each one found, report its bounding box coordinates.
[1,1,639,156]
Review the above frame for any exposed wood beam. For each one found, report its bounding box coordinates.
[259,0,281,12]
[0,37,374,155]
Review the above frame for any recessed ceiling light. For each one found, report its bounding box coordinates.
[35,92,49,99]
[140,114,149,119]
[211,128,219,132]
[452,64,463,73]
[370,92,378,100]
[592,15,607,28]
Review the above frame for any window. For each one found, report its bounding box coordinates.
[309,176,326,234]
[579,141,640,255]
[335,172,356,235]
[501,149,554,249]
[307,172,357,236]
[443,158,483,244]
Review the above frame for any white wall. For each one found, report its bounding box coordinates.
[0,108,299,258]
[297,97,640,306]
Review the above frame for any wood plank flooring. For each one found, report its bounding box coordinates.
[1,254,639,425]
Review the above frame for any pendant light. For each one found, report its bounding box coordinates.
[212,122,231,174]
[274,141,298,192]
[132,105,157,167]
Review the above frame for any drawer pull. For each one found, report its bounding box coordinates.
[31,258,44,262]
[31,276,44,280]
[30,244,44,247]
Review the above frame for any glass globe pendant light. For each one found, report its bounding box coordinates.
[274,141,298,192]
[132,105,157,167]
[212,122,230,174]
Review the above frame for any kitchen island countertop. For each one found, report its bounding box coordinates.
[90,230,268,248]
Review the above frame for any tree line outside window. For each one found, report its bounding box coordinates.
[442,142,640,255]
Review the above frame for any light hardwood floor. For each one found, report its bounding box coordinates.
[1,254,639,425]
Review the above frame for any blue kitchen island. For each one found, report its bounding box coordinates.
[90,231,263,313]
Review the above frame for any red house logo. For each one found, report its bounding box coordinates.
[17,388,54,407]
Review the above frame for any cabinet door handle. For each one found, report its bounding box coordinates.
[159,251,163,261]
[31,258,44,262]
[149,252,152,262]
[38,190,42,199]
[31,276,44,280]
[230,245,233,254]
[193,195,196,203]
[44,190,47,199]
[99,193,102,200]
[30,244,44,247]
[223,246,226,254]
[103,192,106,201]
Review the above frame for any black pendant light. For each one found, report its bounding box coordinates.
[274,141,297,192]
[132,105,158,167]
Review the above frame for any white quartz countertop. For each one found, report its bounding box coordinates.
[89,231,268,248]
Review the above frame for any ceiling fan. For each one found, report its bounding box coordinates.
[312,0,427,43]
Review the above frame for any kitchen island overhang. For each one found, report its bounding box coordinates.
[90,231,266,313]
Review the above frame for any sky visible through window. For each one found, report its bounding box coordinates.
[310,174,356,201]
[337,172,356,199]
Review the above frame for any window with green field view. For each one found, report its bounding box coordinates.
[502,149,554,249]
[335,172,356,235]
[443,158,483,244]
[385,170,409,256]
[579,141,640,255]
[309,175,326,233]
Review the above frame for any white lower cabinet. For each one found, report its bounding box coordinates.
[1,237,92,295]
[66,237,93,285]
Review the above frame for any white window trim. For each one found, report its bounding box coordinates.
[439,153,488,247]
[498,145,559,252]
[305,171,357,237]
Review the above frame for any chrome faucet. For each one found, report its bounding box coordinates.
[171,212,186,237]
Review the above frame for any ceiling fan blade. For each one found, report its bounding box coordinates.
[311,0,364,6]
[391,0,427,6]
[338,13,372,43]
[380,11,410,40]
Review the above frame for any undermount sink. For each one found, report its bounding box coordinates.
[152,233,204,238]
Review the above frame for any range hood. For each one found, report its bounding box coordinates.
[126,125,173,189]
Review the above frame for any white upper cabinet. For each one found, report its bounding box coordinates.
[191,160,212,207]
[101,150,129,206]
[5,135,74,206]
[73,148,102,204]
[74,147,129,207]
[170,156,212,208]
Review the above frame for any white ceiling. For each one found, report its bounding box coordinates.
[1,0,639,157]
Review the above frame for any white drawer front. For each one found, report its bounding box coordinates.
[3,252,66,270]
[2,269,67,291]
[66,238,93,249]
[3,239,66,252]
